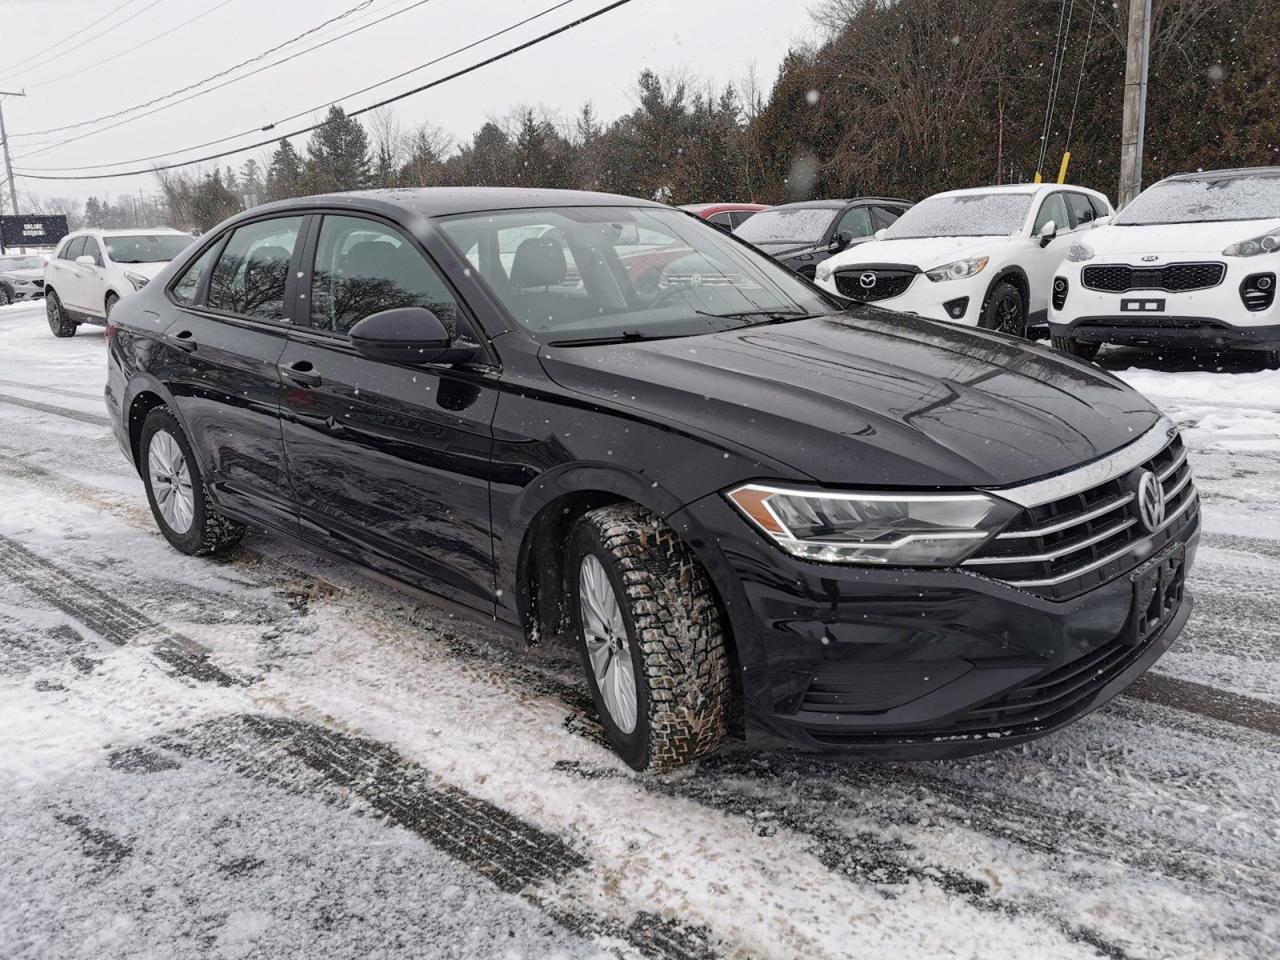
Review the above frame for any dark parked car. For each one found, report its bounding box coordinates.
[733,197,911,277]
[106,188,1199,772]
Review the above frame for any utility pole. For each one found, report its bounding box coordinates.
[1118,0,1152,208]
[0,89,25,220]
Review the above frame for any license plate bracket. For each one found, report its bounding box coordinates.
[1121,297,1166,313]
[1127,543,1186,646]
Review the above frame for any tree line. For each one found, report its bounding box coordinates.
[47,0,1278,233]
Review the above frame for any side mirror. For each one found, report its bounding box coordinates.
[874,228,888,240]
[1093,214,1112,227]
[75,255,97,267]
[1037,220,1057,247]
[829,231,853,253]
[348,307,477,365]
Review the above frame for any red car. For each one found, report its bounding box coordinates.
[680,203,768,232]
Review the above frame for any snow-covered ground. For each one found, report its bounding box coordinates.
[1,300,1278,960]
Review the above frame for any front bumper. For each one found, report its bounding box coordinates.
[673,488,1199,759]
[8,280,44,301]
[816,268,986,326]
[1051,259,1280,350]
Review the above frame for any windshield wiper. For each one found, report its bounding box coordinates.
[693,309,811,324]
[548,329,681,347]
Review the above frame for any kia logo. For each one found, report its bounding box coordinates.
[1141,255,1159,262]
[859,272,877,289]
[1136,470,1166,533]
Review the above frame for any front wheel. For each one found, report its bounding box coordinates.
[570,503,730,772]
[979,281,1027,338]
[1051,333,1102,361]
[0,285,12,306]
[140,407,244,556]
[46,291,77,338]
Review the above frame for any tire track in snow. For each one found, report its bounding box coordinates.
[1126,672,1280,737]
[0,390,110,427]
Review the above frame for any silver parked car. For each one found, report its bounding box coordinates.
[0,254,48,305]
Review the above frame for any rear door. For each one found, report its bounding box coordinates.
[73,236,107,316]
[54,236,89,311]
[157,214,306,532]
[277,212,500,613]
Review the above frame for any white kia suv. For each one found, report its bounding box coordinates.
[814,184,1114,338]
[1049,167,1280,365]
[43,228,193,337]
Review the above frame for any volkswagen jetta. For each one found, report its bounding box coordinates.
[105,188,1199,771]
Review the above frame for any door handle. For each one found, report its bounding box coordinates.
[280,359,321,387]
[169,330,197,352]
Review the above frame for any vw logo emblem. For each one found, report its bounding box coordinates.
[1136,470,1166,533]
[1141,255,1159,262]
[859,272,877,289]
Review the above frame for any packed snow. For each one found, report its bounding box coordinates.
[1,300,1278,959]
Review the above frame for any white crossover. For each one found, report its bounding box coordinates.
[42,228,193,337]
[814,183,1114,338]
[1048,167,1280,365]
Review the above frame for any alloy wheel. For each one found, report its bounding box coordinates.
[996,293,1023,336]
[147,429,195,534]
[578,554,638,733]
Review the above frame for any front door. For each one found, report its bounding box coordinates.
[1027,191,1072,314]
[278,213,500,613]
[157,215,306,532]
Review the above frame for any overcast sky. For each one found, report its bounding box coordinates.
[1,0,816,209]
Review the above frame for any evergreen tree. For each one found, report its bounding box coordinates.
[239,158,263,207]
[265,139,304,201]
[192,170,240,231]
[302,105,372,193]
[399,125,448,186]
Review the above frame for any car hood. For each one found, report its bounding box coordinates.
[825,235,1010,271]
[1083,218,1280,257]
[539,310,1161,489]
[113,260,173,280]
[1,267,43,282]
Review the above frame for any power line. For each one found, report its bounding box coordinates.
[14,0,586,178]
[0,0,142,81]
[22,0,244,91]
[15,0,635,182]
[11,0,379,138]
[11,0,438,162]
[0,0,170,85]
[1064,0,1100,152]
[1035,0,1073,177]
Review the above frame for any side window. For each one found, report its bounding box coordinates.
[1065,193,1097,228]
[56,237,75,260]
[206,216,303,321]
[707,212,735,231]
[730,210,757,229]
[835,205,874,238]
[871,205,905,231]
[80,237,103,266]
[1089,195,1111,219]
[64,237,86,261]
[1034,193,1069,234]
[310,215,460,337]
[171,241,224,306]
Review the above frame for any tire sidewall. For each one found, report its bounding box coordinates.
[569,523,653,769]
[981,281,1025,338]
[46,291,75,337]
[140,409,210,554]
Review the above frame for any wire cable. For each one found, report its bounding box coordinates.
[13,0,636,181]
[1063,0,1099,152]
[0,0,169,85]
[0,0,142,81]
[11,0,377,137]
[15,0,580,174]
[11,0,438,161]
[1035,0,1072,176]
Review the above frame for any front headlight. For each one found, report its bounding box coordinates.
[1066,242,1095,263]
[815,260,834,283]
[1223,229,1280,257]
[924,256,988,282]
[726,483,1014,566]
[124,271,149,290]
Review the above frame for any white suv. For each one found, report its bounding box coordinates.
[43,228,192,337]
[814,184,1114,338]
[1049,167,1280,365]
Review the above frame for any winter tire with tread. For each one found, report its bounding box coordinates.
[46,291,77,338]
[979,281,1027,338]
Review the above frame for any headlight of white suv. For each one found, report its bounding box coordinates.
[124,271,150,290]
[815,261,834,283]
[1066,242,1095,262]
[726,484,1014,566]
[1223,229,1280,257]
[924,256,988,282]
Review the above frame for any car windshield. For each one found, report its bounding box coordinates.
[103,234,192,263]
[733,207,835,245]
[883,193,1033,239]
[1115,174,1280,225]
[0,256,44,270]
[437,205,838,344]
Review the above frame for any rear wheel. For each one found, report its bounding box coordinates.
[1051,333,1102,361]
[140,407,244,556]
[570,503,730,772]
[979,281,1026,338]
[46,291,76,338]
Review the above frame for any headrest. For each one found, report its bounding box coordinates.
[510,237,567,288]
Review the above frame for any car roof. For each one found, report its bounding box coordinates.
[1164,166,1280,182]
[66,228,186,237]
[762,197,911,211]
[679,202,768,214]
[259,187,669,219]
[929,183,1106,200]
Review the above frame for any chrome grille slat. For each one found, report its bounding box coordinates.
[966,516,1137,565]
[995,492,1133,540]
[1158,446,1187,481]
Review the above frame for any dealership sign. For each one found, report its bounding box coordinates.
[0,215,69,250]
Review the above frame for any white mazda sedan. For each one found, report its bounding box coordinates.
[814,183,1113,338]
[1048,167,1280,364]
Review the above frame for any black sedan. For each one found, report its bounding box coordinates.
[105,187,1199,771]
[733,197,910,277]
